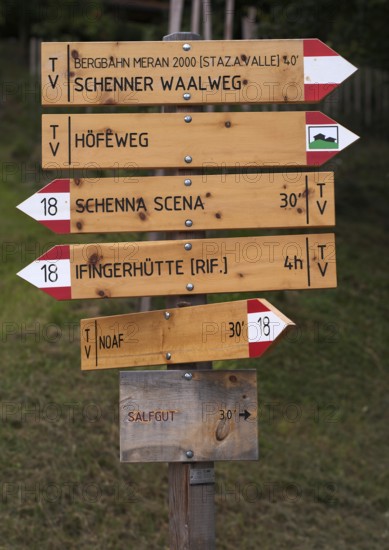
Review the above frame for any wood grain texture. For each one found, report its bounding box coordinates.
[67,233,337,299]
[80,298,295,370]
[41,39,304,105]
[67,172,334,233]
[119,370,258,462]
[41,111,308,169]
[163,30,215,550]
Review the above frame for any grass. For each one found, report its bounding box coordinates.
[1,42,388,549]
[309,139,338,149]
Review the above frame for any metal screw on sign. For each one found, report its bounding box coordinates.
[184,373,193,380]
[184,243,192,251]
[183,93,191,100]
[185,450,194,459]
[184,116,192,123]
[186,283,194,291]
[164,312,171,320]
[184,178,192,186]
[166,352,172,360]
[185,219,193,227]
[184,156,192,164]
[182,43,191,51]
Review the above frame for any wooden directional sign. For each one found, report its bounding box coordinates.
[120,370,258,462]
[41,39,357,106]
[17,233,336,300]
[80,298,294,370]
[17,172,335,234]
[41,112,359,170]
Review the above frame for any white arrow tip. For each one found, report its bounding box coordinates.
[17,262,37,287]
[16,191,71,224]
[344,59,358,80]
[16,197,29,215]
[339,124,360,150]
[17,256,71,299]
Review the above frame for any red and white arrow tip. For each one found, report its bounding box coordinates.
[246,299,294,358]
[305,112,359,166]
[303,39,357,101]
[17,245,72,300]
[17,179,71,233]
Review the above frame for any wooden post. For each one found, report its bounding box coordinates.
[163,31,215,550]
[29,37,38,77]
[191,0,201,34]
[242,7,257,112]
[169,0,185,34]
[224,0,235,40]
[365,67,372,127]
[140,0,184,313]
[223,0,235,114]
[242,6,258,40]
[202,0,212,41]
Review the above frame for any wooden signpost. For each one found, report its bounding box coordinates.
[120,370,258,462]
[17,233,336,300]
[42,111,358,169]
[16,29,358,550]
[41,39,357,106]
[80,298,295,370]
[17,172,335,233]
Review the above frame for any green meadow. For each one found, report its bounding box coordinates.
[0,42,388,549]
[309,139,338,149]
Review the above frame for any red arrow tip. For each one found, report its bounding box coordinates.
[38,245,70,261]
[247,299,270,314]
[39,220,71,234]
[306,112,336,126]
[303,39,338,57]
[38,179,70,194]
[248,341,273,358]
[41,286,72,300]
[304,83,338,102]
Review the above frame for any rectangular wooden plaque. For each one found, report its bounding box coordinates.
[80,298,294,370]
[18,172,335,234]
[41,111,357,169]
[41,39,356,106]
[18,233,337,300]
[120,370,258,462]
